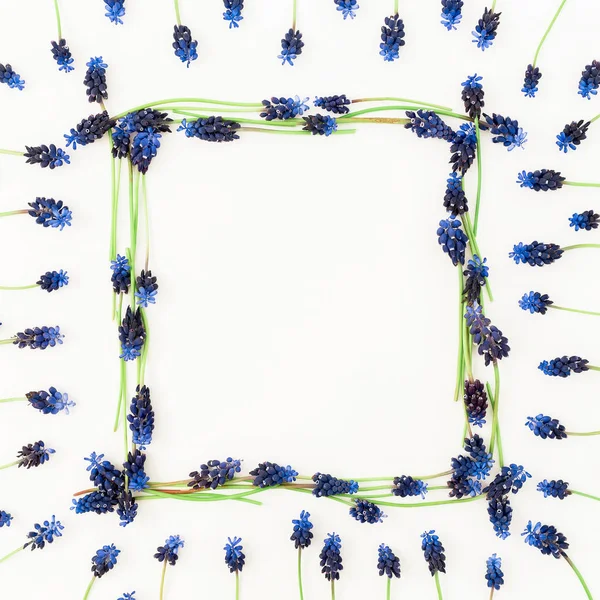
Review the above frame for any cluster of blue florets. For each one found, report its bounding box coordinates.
[312,473,359,497]
[278,29,304,66]
[522,64,542,98]
[519,291,553,315]
[441,0,463,31]
[91,544,121,578]
[392,475,428,498]
[188,458,243,490]
[105,0,126,25]
[224,536,245,572]
[569,210,599,231]
[128,385,154,449]
[465,304,510,366]
[578,60,600,99]
[24,515,64,550]
[349,499,386,524]
[37,270,69,293]
[472,8,501,50]
[50,39,74,73]
[538,355,589,378]
[291,511,313,549]
[260,96,309,121]
[522,521,569,558]
[380,15,405,62]
[537,479,571,500]
[421,530,446,575]
[13,326,64,350]
[437,219,468,266]
[249,462,298,487]
[377,544,401,578]
[485,554,504,590]
[26,387,74,415]
[525,414,567,440]
[0,62,25,90]
[482,113,527,150]
[320,533,343,581]
[223,0,244,28]
[28,198,72,230]
[510,241,563,267]
[173,25,198,67]
[155,535,185,565]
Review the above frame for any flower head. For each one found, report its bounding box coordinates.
[50,39,74,73]
[224,537,245,572]
[278,29,304,66]
[421,530,446,576]
[335,0,359,19]
[465,304,510,366]
[28,198,72,230]
[379,14,405,62]
[525,414,567,440]
[302,114,338,136]
[578,60,600,99]
[320,533,343,581]
[71,490,116,515]
[487,498,512,540]
[26,387,74,415]
[463,255,488,305]
[522,521,569,558]
[118,594,136,600]
[519,291,553,315]
[464,380,488,427]
[260,96,309,121]
[128,385,154,449]
[131,127,162,173]
[522,64,542,98]
[516,169,565,192]
[538,355,589,378]
[291,510,313,549]
[349,499,386,524]
[37,270,69,293]
[537,479,571,499]
[0,511,13,527]
[173,25,198,66]
[91,544,120,578]
[123,449,149,492]
[223,0,244,28]
[24,145,70,169]
[135,270,158,307]
[84,57,108,104]
[119,306,146,361]
[472,8,501,50]
[461,74,485,119]
[450,123,477,175]
[155,535,184,565]
[312,473,359,497]
[24,515,63,550]
[392,475,428,498]
[486,554,504,589]
[556,120,590,152]
[177,117,240,142]
[64,112,115,149]
[314,94,351,115]
[189,458,242,490]
[249,462,298,487]
[112,110,172,159]
[14,326,64,350]
[569,210,599,232]
[405,110,454,141]
[437,219,468,266]
[441,0,463,30]
[0,62,25,89]
[116,491,138,527]
[105,1,126,24]
[378,544,401,578]
[111,255,131,294]
[482,113,527,150]
[509,241,563,267]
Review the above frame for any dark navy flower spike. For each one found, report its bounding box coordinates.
[26,388,74,414]
[9,326,64,350]
[223,0,244,28]
[105,1,126,25]
[522,64,542,98]
[449,123,477,174]
[464,380,488,427]
[405,110,454,141]
[84,57,109,104]
[437,219,468,266]
[261,96,309,120]
[380,14,405,62]
[570,210,600,231]
[0,440,56,470]
[556,119,590,152]
[135,270,158,307]
[525,414,567,440]
[378,544,401,579]
[441,0,463,31]
[155,534,184,565]
[485,554,504,590]
[461,74,485,120]
[312,473,359,497]
[578,60,600,99]
[279,29,304,66]
[302,114,337,136]
[0,511,12,527]
[472,7,501,50]
[173,25,198,66]
[509,241,563,267]
[314,95,351,115]
[421,530,446,577]
[30,199,70,229]
[90,544,121,578]
[249,462,298,487]
[64,112,115,149]
[538,355,589,378]
[128,385,154,449]
[24,145,70,169]
[291,510,313,549]
[481,113,527,150]
[177,117,240,142]
[538,479,571,499]
[0,515,64,564]
[50,39,74,73]
[335,0,359,19]
[392,475,428,498]
[517,169,565,191]
[0,63,25,90]
[320,533,343,582]
[188,458,242,490]
[224,536,245,573]
[349,499,386,524]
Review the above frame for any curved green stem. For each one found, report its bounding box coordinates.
[352,97,453,111]
[0,397,26,403]
[0,284,37,290]
[173,110,297,127]
[571,489,600,502]
[562,244,600,252]
[561,553,593,600]
[0,210,27,217]
[563,181,600,188]
[454,265,465,402]
[113,295,125,432]
[52,0,63,39]
[174,0,181,25]
[82,577,95,600]
[486,381,504,465]
[550,305,600,317]
[0,460,19,470]
[0,545,24,564]
[351,494,485,509]
[532,0,568,67]
[462,212,493,301]
[339,106,470,122]
[473,117,483,235]
[298,548,304,600]
[241,126,356,136]
[489,362,502,464]
[434,572,443,600]
[160,560,168,600]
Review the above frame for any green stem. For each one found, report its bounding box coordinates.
[434,572,443,600]
[331,580,335,600]
[236,570,240,600]
[491,0,497,10]
[532,0,568,67]
[561,553,593,600]
[0,339,15,345]
[571,489,600,502]
[563,181,600,188]
[140,308,150,385]
[562,244,600,252]
[298,548,304,600]
[0,460,19,470]
[394,0,399,13]
[340,106,470,122]
[489,362,503,465]
[292,0,297,29]
[158,105,260,113]
[550,305,600,317]
[160,560,167,600]
[142,174,150,271]
[462,212,493,301]
[386,577,391,600]
[174,0,181,24]
[0,397,26,403]
[0,149,24,156]
[351,494,485,509]
[0,546,24,564]
[113,295,124,431]
[473,117,482,236]
[352,97,453,111]
[489,588,494,600]
[587,366,600,371]
[0,210,27,217]
[486,381,504,464]
[0,284,37,290]
[241,126,356,136]
[82,577,95,600]
[454,265,465,402]
[565,430,600,436]
[172,110,298,127]
[52,0,63,40]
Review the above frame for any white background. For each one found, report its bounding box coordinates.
[1,0,600,598]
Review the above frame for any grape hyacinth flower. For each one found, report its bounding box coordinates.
[421,530,446,597]
[188,458,242,490]
[112,109,172,159]
[278,29,304,66]
[25,388,74,415]
[111,255,131,293]
[472,7,501,50]
[538,355,589,378]
[26,197,72,230]
[83,544,121,599]
[0,515,64,564]
[291,511,313,598]
[380,14,406,62]
[118,594,135,600]
[320,533,343,585]
[155,535,184,597]
[441,0,463,31]
[84,57,109,104]
[223,0,244,28]
[119,306,146,361]
[519,291,552,315]
[302,114,338,136]
[482,113,527,150]
[485,554,504,590]
[517,169,565,192]
[525,414,567,440]
[177,117,240,142]
[537,479,571,499]
[260,96,309,121]
[224,536,245,596]
[349,499,386,524]
[392,475,428,498]
[464,380,488,427]
[465,304,510,366]
[123,450,149,492]
[249,462,298,487]
[488,497,513,540]
[173,25,198,67]
[522,64,542,98]
[449,123,477,174]
[509,241,563,267]
[50,39,74,73]
[556,120,590,152]
[128,385,154,449]
[0,440,55,471]
[0,62,25,90]
[7,326,64,350]
[37,270,69,292]
[405,110,454,141]
[522,521,568,558]
[461,74,485,120]
[314,94,351,115]
[135,270,158,307]
[64,112,115,149]
[569,210,599,231]
[131,128,163,173]
[312,473,359,497]
[578,60,600,99]
[24,144,70,169]
[335,0,359,20]
[105,1,126,25]
[0,511,12,528]
[463,255,489,305]
[437,219,468,266]
[378,544,401,580]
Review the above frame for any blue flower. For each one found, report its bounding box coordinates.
[487,498,512,540]
[509,464,532,493]
[392,475,428,498]
[450,124,477,175]
[569,210,599,231]
[462,73,483,89]
[135,270,158,307]
[349,499,386,524]
[14,326,64,350]
[261,96,310,120]
[380,14,405,62]
[509,241,563,267]
[224,537,245,572]
[525,414,567,440]
[123,450,149,492]
[486,554,504,589]
[172,25,198,66]
[522,64,542,98]
[377,544,400,578]
[539,356,589,378]
[448,474,482,498]
[314,95,351,115]
[519,291,553,315]
[437,219,468,266]
[421,530,446,575]
[312,473,359,497]
[291,511,313,549]
[249,462,298,487]
[522,521,569,558]
[278,29,304,66]
[517,169,565,192]
[26,387,74,415]
[335,0,359,20]
[320,533,343,581]
[118,593,136,600]
[177,117,240,142]
[223,0,244,28]
[462,74,485,119]
[406,110,454,141]
[117,491,138,527]
[119,307,146,361]
[64,112,114,149]
[84,57,109,104]
[472,8,501,50]
[464,380,487,427]
[50,39,74,73]
[464,255,488,304]
[537,479,571,499]
[24,515,64,550]
[0,511,13,527]
[105,1,126,25]
[189,458,242,489]
[556,120,590,153]
[482,113,527,150]
[131,128,162,173]
[128,385,154,449]
[0,63,25,89]
[91,544,121,578]
[37,270,69,293]
[578,60,600,99]
[111,255,131,293]
[302,114,338,136]
[71,490,115,515]
[441,0,463,30]
[465,304,510,366]
[24,145,70,169]
[155,535,184,565]
[28,197,72,230]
